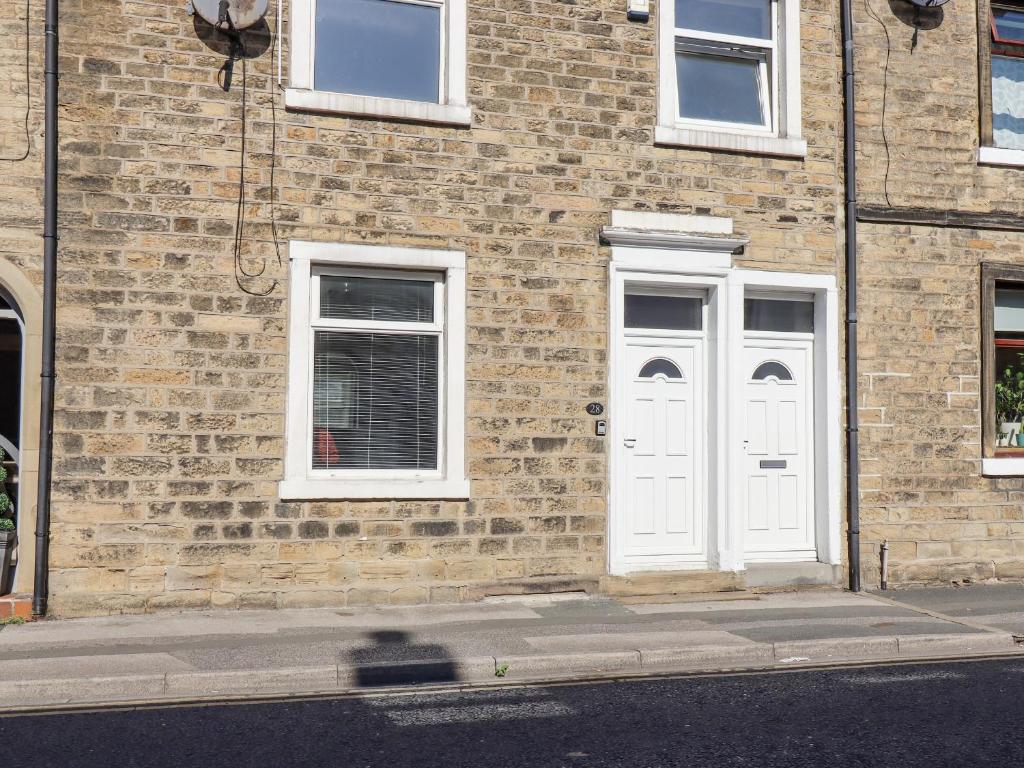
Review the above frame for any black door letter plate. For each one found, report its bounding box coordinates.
[759,460,787,469]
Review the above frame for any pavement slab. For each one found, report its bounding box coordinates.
[876,584,1024,635]
[0,589,1020,710]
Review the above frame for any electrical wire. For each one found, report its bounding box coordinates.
[0,0,32,162]
[230,43,278,297]
[863,0,893,207]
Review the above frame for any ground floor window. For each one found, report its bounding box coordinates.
[281,242,468,500]
[982,264,1024,457]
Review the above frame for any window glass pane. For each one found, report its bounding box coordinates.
[994,6,1024,41]
[744,298,814,333]
[993,56,1024,150]
[638,358,684,379]
[320,274,434,323]
[314,0,441,103]
[676,52,765,126]
[995,347,1024,439]
[676,0,772,39]
[313,331,439,470]
[625,294,702,331]
[995,286,1024,332]
[752,361,793,381]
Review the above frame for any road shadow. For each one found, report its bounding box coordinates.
[349,630,460,688]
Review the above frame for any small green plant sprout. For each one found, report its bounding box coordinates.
[495,663,509,678]
[0,615,26,626]
[0,518,13,532]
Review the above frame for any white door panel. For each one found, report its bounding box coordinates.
[742,342,815,559]
[621,342,705,560]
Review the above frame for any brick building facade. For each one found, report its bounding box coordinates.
[0,0,1020,616]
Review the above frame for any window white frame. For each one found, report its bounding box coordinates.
[286,0,471,126]
[310,266,445,476]
[657,0,806,157]
[282,241,468,499]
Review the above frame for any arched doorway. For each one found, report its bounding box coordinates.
[0,286,24,595]
[0,263,41,597]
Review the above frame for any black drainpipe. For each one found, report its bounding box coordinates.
[840,0,861,592]
[33,0,58,616]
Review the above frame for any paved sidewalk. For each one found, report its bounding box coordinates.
[0,588,1019,710]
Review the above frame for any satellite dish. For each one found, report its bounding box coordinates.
[191,0,269,30]
[907,0,950,7]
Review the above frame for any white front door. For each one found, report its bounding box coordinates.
[620,341,705,562]
[741,342,815,560]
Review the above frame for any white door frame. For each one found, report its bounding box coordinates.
[607,242,841,575]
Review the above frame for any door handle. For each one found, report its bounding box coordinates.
[624,438,636,448]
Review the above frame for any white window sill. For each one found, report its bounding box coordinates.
[982,457,1024,476]
[284,88,472,127]
[279,477,471,500]
[978,146,1024,167]
[655,125,807,158]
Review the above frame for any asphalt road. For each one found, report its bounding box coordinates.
[4,658,1023,768]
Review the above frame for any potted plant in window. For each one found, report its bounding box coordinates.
[0,449,14,596]
[996,356,1024,448]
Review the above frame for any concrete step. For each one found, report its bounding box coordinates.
[599,570,745,598]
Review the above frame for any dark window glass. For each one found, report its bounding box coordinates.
[320,274,434,324]
[625,294,702,331]
[752,361,793,381]
[638,358,684,379]
[744,298,814,333]
[675,0,772,39]
[314,0,441,103]
[0,318,21,454]
[676,52,764,125]
[994,6,1024,41]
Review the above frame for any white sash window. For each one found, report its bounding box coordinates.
[287,0,470,125]
[657,0,805,156]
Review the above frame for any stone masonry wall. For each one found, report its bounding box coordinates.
[0,0,43,283]
[26,0,844,616]
[854,0,1024,585]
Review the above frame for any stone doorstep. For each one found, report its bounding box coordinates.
[0,594,32,620]
[1,635,1021,710]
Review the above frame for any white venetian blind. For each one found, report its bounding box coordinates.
[312,274,440,471]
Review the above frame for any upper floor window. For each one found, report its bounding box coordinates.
[286,0,470,125]
[674,0,776,131]
[979,2,1024,163]
[314,0,444,103]
[656,0,806,157]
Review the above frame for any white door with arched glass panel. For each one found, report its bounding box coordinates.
[741,342,815,559]
[622,341,705,561]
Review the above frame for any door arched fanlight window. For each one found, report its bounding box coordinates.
[638,358,684,380]
[751,361,794,382]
